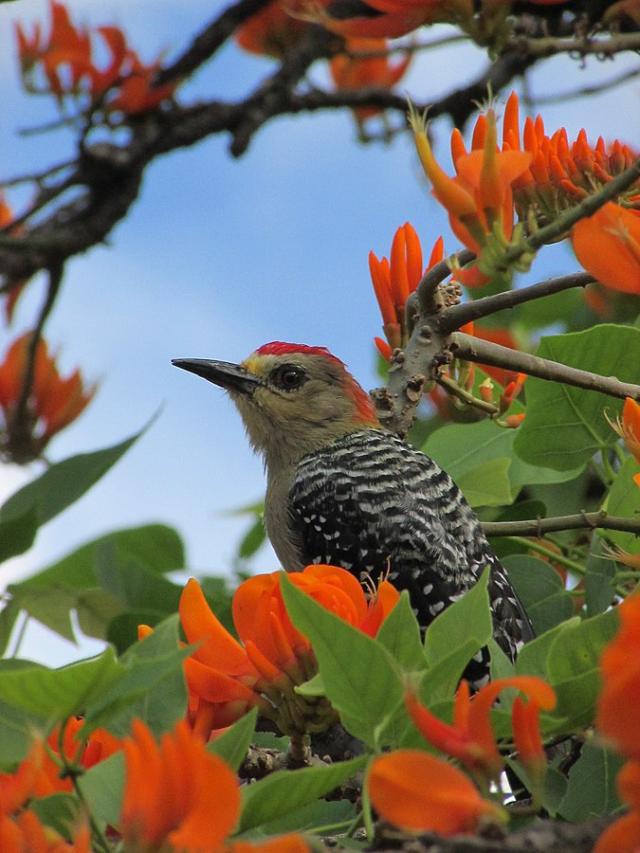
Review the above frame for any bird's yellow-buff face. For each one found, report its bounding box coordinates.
[172,342,379,464]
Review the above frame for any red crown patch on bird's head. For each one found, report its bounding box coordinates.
[254,341,378,426]
[255,341,344,366]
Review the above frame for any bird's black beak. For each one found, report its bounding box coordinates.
[172,358,261,395]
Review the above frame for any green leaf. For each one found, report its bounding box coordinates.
[514,326,640,470]
[503,555,573,634]
[456,458,512,508]
[419,638,482,706]
[18,524,185,591]
[603,456,640,555]
[424,420,580,504]
[425,567,492,666]
[0,649,122,719]
[76,589,124,641]
[240,799,356,840]
[78,751,125,828]
[546,610,619,684]
[208,708,257,772]
[280,575,403,747]
[558,743,624,821]
[515,618,580,680]
[585,538,616,617]
[238,756,365,834]
[95,551,182,613]
[10,585,78,642]
[83,615,188,736]
[0,599,20,656]
[238,516,267,559]
[375,592,427,672]
[0,428,145,529]
[31,794,79,837]
[0,507,38,562]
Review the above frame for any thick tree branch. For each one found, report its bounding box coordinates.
[450,332,640,401]
[483,511,640,538]
[437,272,595,333]
[155,0,273,85]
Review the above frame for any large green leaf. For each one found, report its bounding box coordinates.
[503,555,573,635]
[585,538,616,617]
[0,508,38,563]
[17,524,184,591]
[238,756,365,834]
[0,428,145,531]
[83,615,188,735]
[424,420,581,504]
[514,326,640,470]
[603,457,640,556]
[280,575,403,747]
[424,568,492,666]
[0,649,122,719]
[78,751,125,828]
[375,592,427,672]
[558,744,624,822]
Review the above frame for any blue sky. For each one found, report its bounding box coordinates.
[0,0,638,665]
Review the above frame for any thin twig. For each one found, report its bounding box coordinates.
[528,67,640,106]
[483,511,640,537]
[11,264,64,438]
[451,332,640,401]
[155,0,273,85]
[417,249,475,315]
[437,272,594,333]
[0,158,76,189]
[345,33,468,59]
[507,31,640,58]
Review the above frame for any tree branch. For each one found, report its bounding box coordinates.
[155,0,273,85]
[507,31,640,59]
[437,272,594,333]
[450,332,640,401]
[483,511,640,538]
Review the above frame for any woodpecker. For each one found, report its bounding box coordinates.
[173,342,533,679]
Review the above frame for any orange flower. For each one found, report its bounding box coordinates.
[597,595,640,760]
[0,739,91,851]
[511,696,546,789]
[234,1,308,58]
[573,203,640,295]
[369,222,444,354]
[499,372,526,412]
[607,398,640,487]
[0,332,96,462]
[406,676,556,782]
[330,38,410,124]
[0,195,30,324]
[594,761,640,853]
[180,567,398,738]
[16,2,177,113]
[502,91,638,226]
[120,719,309,852]
[368,749,504,834]
[411,104,531,267]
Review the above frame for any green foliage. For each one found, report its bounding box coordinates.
[514,325,640,470]
[503,555,574,634]
[558,743,624,821]
[238,756,366,834]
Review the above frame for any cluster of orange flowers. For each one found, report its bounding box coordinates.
[412,92,640,292]
[0,331,95,462]
[175,564,399,740]
[0,717,120,850]
[368,675,556,834]
[1,716,309,852]
[595,595,640,852]
[16,1,176,114]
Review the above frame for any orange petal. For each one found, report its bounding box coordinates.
[368,749,502,834]
[594,811,640,853]
[180,578,250,675]
[573,203,640,294]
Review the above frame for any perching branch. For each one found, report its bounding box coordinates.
[483,511,640,538]
[450,332,640,402]
[437,272,595,333]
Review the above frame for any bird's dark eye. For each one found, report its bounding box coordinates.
[270,364,307,391]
